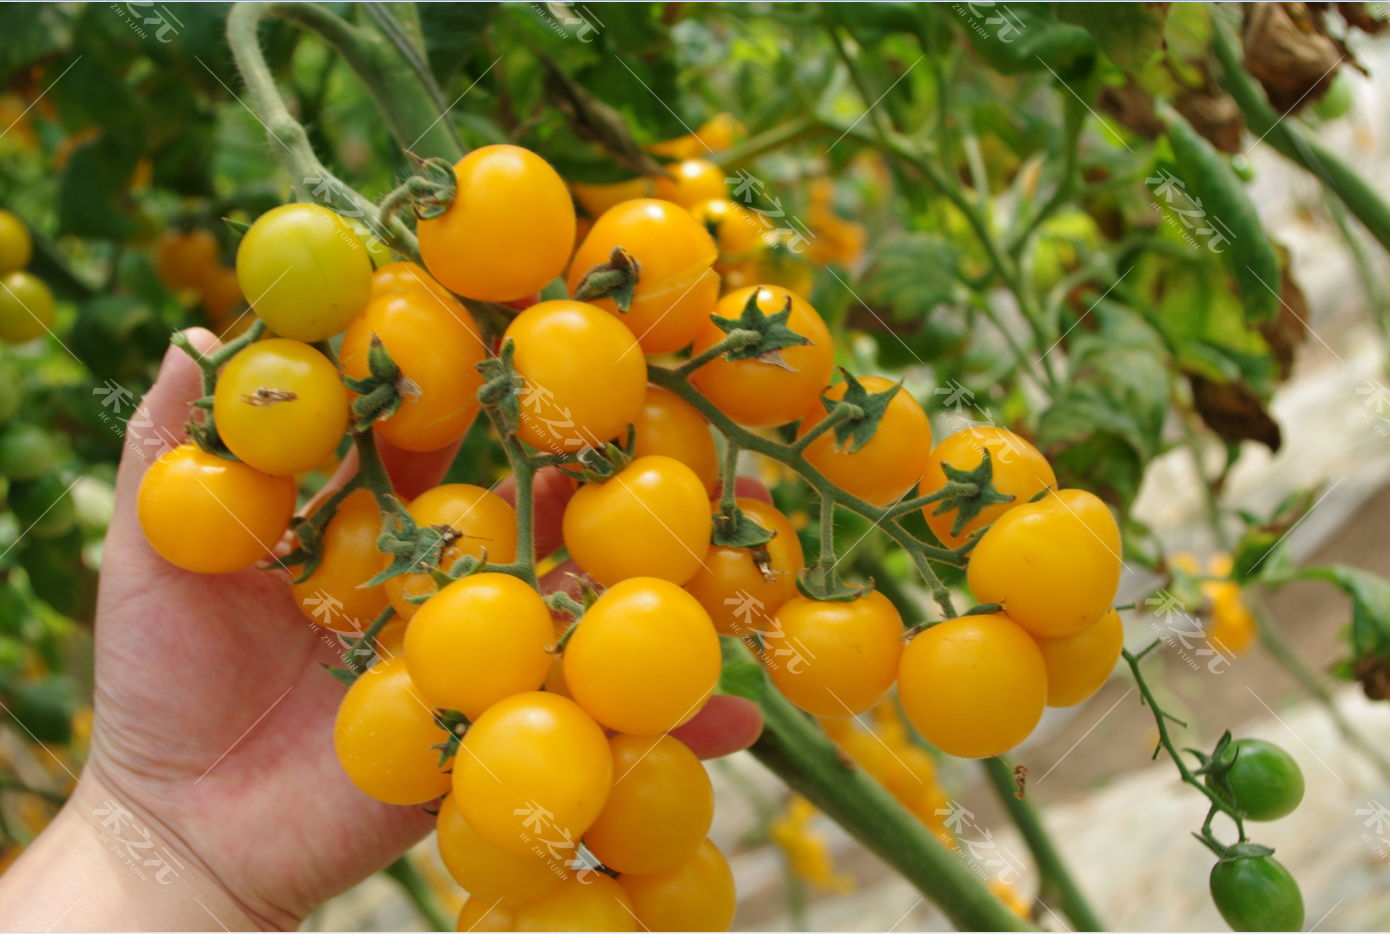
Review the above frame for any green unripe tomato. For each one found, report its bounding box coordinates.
[0,422,53,480]
[9,471,75,538]
[1209,856,1304,932]
[0,362,21,424]
[1313,73,1352,121]
[1206,738,1304,821]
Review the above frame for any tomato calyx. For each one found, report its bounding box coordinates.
[796,563,874,602]
[411,548,488,605]
[170,319,268,459]
[343,333,422,431]
[816,369,901,453]
[924,449,1017,538]
[573,245,641,312]
[378,153,458,226]
[573,440,636,484]
[707,289,813,371]
[364,495,458,588]
[429,707,471,767]
[711,503,776,549]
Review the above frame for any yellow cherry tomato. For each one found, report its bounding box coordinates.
[332,656,452,805]
[137,444,296,574]
[236,203,373,342]
[384,483,518,619]
[617,839,737,933]
[967,488,1122,638]
[566,199,719,353]
[340,289,486,452]
[584,734,713,875]
[570,177,654,219]
[504,300,647,454]
[632,384,719,495]
[418,145,575,301]
[764,590,903,718]
[0,210,33,276]
[290,487,389,633]
[689,197,764,267]
[404,573,554,719]
[437,793,563,906]
[696,113,745,151]
[690,285,834,428]
[213,339,348,476]
[1036,607,1123,707]
[456,898,516,932]
[563,455,712,587]
[684,498,804,636]
[563,577,721,735]
[797,376,933,508]
[0,271,54,344]
[455,692,612,858]
[920,426,1056,549]
[513,875,636,933]
[153,228,219,292]
[897,612,1047,759]
[653,159,727,209]
[369,260,455,304]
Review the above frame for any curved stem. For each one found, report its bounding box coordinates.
[382,855,450,932]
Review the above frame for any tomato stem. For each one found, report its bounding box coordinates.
[347,606,397,675]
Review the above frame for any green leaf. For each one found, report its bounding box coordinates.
[1290,565,1390,663]
[420,3,497,89]
[9,675,80,744]
[708,290,814,366]
[58,132,143,239]
[956,3,1096,79]
[1053,3,1165,72]
[859,232,963,323]
[717,636,767,701]
[0,5,72,83]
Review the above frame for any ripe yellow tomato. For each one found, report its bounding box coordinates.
[455,898,515,933]
[154,228,220,292]
[418,145,575,301]
[0,210,33,277]
[212,339,348,476]
[404,573,553,719]
[570,177,654,219]
[236,203,372,341]
[689,197,765,290]
[696,112,745,151]
[798,376,933,508]
[137,444,296,574]
[967,488,1122,638]
[369,260,454,304]
[1035,607,1123,707]
[563,577,721,735]
[920,426,1056,549]
[563,455,712,587]
[333,656,452,804]
[0,271,54,344]
[504,300,647,454]
[455,692,612,858]
[690,285,834,428]
[764,590,903,717]
[897,612,1047,758]
[566,199,719,353]
[201,265,246,328]
[383,483,517,620]
[340,289,486,452]
[584,734,713,874]
[513,875,636,932]
[684,497,804,636]
[436,793,563,905]
[653,159,727,209]
[632,385,719,495]
[618,839,737,933]
[290,487,389,633]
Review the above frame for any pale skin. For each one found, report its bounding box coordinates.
[0,329,762,931]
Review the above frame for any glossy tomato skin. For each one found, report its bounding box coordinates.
[333,656,452,805]
[236,203,372,341]
[417,145,575,302]
[570,177,653,219]
[566,199,719,353]
[137,444,296,574]
[921,426,1057,549]
[213,338,348,475]
[368,260,454,304]
[690,286,834,428]
[632,384,719,495]
[384,482,518,619]
[340,289,486,452]
[1035,608,1123,707]
[653,159,727,209]
[967,488,1121,639]
[1206,739,1305,821]
[617,839,737,933]
[513,875,636,933]
[1209,856,1304,932]
[765,591,904,718]
[685,498,804,636]
[564,455,712,588]
[0,271,54,344]
[504,300,647,454]
[404,573,554,719]
[0,210,33,276]
[436,793,562,905]
[455,898,515,933]
[584,734,714,875]
[798,376,933,508]
[563,577,721,735]
[290,487,388,633]
[898,613,1047,758]
[455,691,612,858]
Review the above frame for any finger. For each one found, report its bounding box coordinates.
[496,466,576,559]
[376,432,464,501]
[668,695,764,759]
[711,475,774,506]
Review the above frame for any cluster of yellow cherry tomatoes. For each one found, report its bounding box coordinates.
[133,130,1125,930]
[0,210,55,345]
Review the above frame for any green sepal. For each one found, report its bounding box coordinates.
[821,369,900,453]
[363,499,452,588]
[394,153,459,221]
[551,620,580,654]
[963,602,1003,617]
[545,591,586,621]
[717,636,768,701]
[708,290,813,367]
[796,564,873,602]
[282,516,327,584]
[572,245,641,312]
[414,552,487,601]
[322,663,359,689]
[345,334,417,431]
[711,502,776,549]
[575,442,633,483]
[429,708,471,768]
[222,217,250,240]
[929,449,1017,538]
[1223,841,1276,860]
[476,339,522,436]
